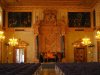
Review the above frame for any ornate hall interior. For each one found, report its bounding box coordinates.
[0,0,100,63]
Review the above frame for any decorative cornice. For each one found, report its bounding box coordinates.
[1,0,99,9]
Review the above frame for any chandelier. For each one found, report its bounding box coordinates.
[8,37,18,46]
[0,31,5,41]
[81,37,91,45]
[96,30,100,39]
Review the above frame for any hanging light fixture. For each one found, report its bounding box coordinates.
[96,30,100,39]
[81,37,91,45]
[8,37,18,46]
[0,31,5,41]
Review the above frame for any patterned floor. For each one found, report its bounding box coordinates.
[40,63,56,75]
[40,69,56,75]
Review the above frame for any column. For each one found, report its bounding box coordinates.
[33,25,39,62]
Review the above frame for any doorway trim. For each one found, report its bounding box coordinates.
[13,40,29,63]
[14,47,27,63]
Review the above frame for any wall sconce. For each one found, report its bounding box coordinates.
[96,30,100,39]
[0,31,5,41]
[81,37,91,45]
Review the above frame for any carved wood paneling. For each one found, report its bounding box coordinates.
[41,9,57,25]
[74,47,87,62]
[39,26,61,52]
[36,9,65,53]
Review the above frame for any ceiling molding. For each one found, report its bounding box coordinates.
[0,0,99,9]
[0,0,8,9]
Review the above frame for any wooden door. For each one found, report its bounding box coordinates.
[74,47,87,62]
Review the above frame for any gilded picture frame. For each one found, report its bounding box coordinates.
[68,12,91,28]
[7,12,32,28]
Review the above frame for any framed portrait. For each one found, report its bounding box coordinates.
[8,12,32,28]
[68,12,91,28]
